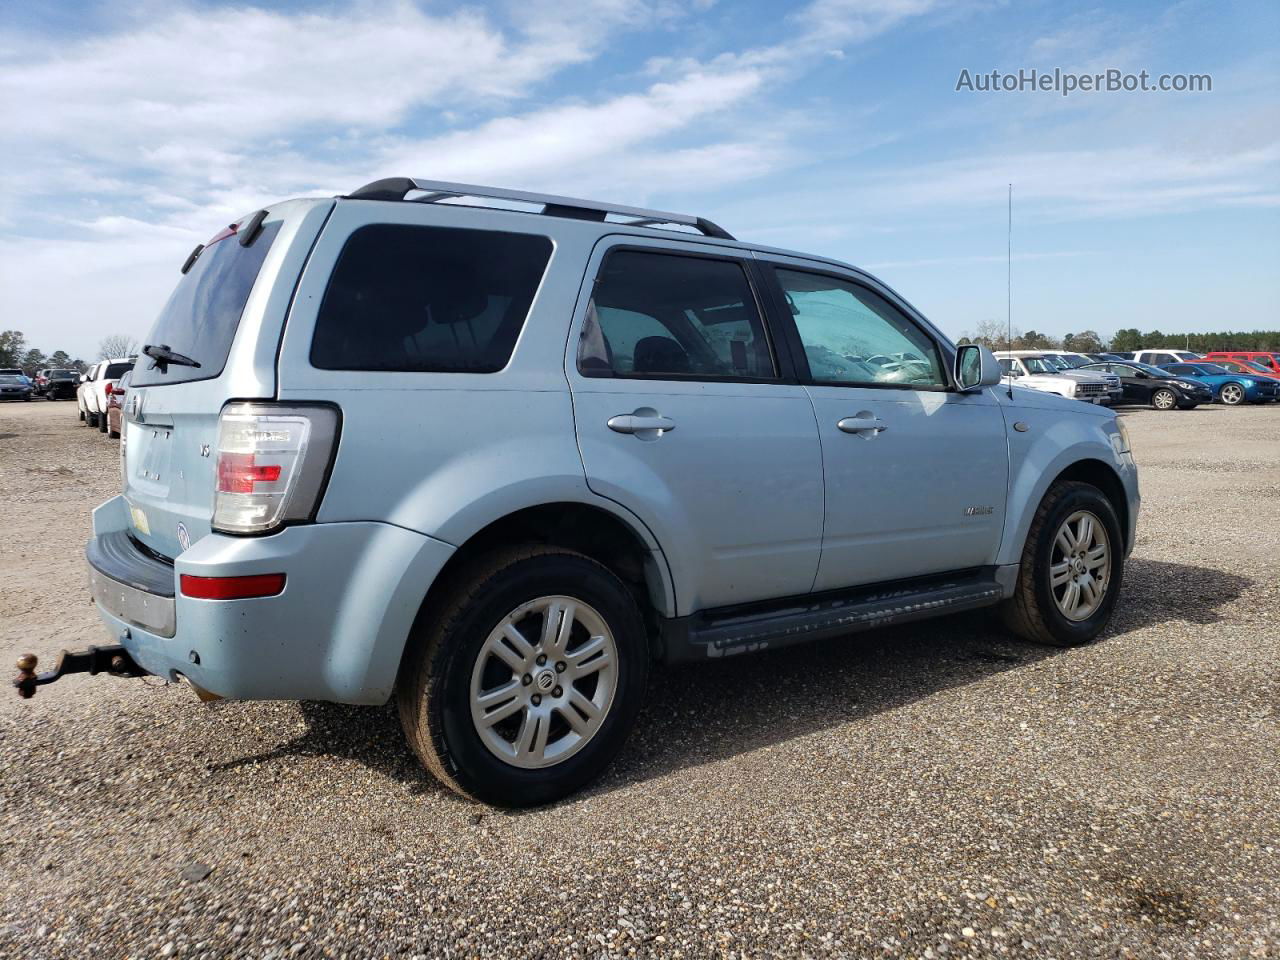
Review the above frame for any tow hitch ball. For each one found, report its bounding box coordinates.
[13,644,148,699]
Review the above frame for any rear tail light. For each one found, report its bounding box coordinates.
[104,383,115,396]
[211,403,339,534]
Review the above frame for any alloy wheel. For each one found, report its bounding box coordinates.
[1153,390,1175,410]
[469,595,618,769]
[1049,510,1111,622]
[1221,384,1244,405]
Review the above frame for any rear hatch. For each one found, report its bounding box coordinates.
[121,201,332,559]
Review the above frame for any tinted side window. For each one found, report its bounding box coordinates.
[776,269,945,388]
[311,224,552,373]
[578,250,775,379]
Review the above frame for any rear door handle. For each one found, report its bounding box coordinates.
[837,416,888,435]
[608,412,676,437]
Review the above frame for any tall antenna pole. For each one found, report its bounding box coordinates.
[1007,183,1013,397]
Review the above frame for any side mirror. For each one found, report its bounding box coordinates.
[955,344,1003,391]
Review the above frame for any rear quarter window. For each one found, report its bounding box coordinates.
[309,224,552,373]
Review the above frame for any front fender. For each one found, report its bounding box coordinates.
[996,408,1137,566]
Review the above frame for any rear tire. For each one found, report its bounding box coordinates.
[397,545,649,807]
[1150,388,1176,410]
[87,411,98,428]
[1001,481,1124,647]
[98,414,108,433]
[78,408,85,421]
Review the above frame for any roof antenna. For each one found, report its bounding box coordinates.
[1006,182,1014,398]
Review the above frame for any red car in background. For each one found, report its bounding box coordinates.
[1202,351,1280,375]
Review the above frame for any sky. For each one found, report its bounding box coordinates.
[1,0,1277,361]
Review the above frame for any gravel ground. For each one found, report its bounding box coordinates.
[1,398,1277,960]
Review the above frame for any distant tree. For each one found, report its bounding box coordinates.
[0,330,26,368]
[1016,329,1059,350]
[1068,330,1106,353]
[21,348,47,373]
[70,359,88,372]
[98,334,138,360]
[1110,328,1143,352]
[50,350,72,367]
[959,318,1018,351]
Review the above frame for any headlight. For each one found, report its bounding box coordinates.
[1111,420,1131,455]
[1171,380,1196,390]
[1242,379,1256,387]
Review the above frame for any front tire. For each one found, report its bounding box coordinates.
[1219,383,1245,406]
[397,546,649,806]
[1150,388,1177,410]
[1001,481,1124,647]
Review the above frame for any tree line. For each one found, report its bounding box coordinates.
[0,330,138,374]
[956,320,1280,354]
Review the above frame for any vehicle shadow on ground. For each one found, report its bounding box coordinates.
[209,558,1249,804]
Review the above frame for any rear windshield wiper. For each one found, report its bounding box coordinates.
[142,343,201,373]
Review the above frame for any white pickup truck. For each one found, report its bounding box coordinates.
[995,352,1113,404]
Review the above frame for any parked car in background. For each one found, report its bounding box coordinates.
[1086,353,1130,363]
[26,178,1139,806]
[1129,349,1202,367]
[34,368,79,399]
[0,373,34,401]
[77,358,135,429]
[1203,353,1280,378]
[1207,359,1280,398]
[994,352,1113,403]
[1080,361,1212,410]
[1160,362,1278,405]
[105,370,132,439]
[1038,351,1123,404]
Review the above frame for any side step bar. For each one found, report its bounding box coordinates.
[661,568,1007,663]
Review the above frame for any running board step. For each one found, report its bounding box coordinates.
[661,569,1006,662]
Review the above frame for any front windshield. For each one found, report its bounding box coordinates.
[1057,354,1090,368]
[1237,361,1273,375]
[1040,355,1071,370]
[1021,357,1058,374]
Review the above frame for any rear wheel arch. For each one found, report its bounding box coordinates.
[402,502,674,673]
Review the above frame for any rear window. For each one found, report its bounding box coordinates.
[132,221,282,386]
[105,362,133,379]
[50,370,76,379]
[310,224,552,373]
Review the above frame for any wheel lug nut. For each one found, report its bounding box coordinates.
[552,686,563,698]
[555,661,566,673]
[531,694,542,706]
[522,674,532,686]
[536,654,547,666]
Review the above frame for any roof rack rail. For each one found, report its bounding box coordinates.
[344,177,735,241]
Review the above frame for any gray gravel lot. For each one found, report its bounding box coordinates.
[1,398,1277,959]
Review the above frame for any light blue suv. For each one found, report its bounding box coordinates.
[25,178,1139,805]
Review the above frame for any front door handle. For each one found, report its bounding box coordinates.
[608,410,676,438]
[837,415,888,435]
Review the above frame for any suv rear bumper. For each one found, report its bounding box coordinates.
[87,495,455,705]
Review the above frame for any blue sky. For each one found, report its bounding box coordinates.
[2,0,1277,360]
